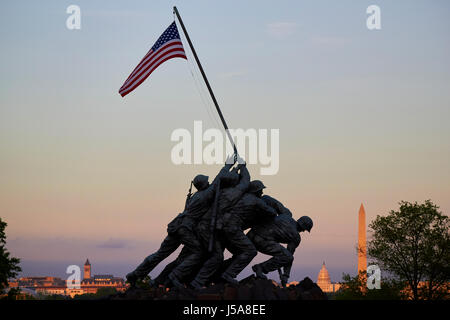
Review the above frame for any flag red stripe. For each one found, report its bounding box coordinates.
[119,53,187,97]
[120,51,186,96]
[121,42,184,90]
[123,50,153,84]
[119,47,186,94]
[118,21,187,97]
[122,40,183,87]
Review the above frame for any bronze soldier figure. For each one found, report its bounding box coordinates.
[189,160,249,288]
[126,156,235,287]
[217,180,278,284]
[190,176,278,288]
[247,194,313,287]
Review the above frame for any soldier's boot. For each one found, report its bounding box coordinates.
[252,264,268,280]
[168,273,184,289]
[221,273,239,286]
[126,271,139,287]
[189,279,204,290]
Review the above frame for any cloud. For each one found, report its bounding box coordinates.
[267,22,297,38]
[97,238,130,249]
[6,236,160,264]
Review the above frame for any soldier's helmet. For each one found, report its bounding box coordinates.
[248,180,266,193]
[297,216,313,232]
[193,174,209,191]
[221,172,239,188]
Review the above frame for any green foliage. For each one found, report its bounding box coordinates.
[43,294,69,300]
[72,293,96,300]
[0,288,23,300]
[334,271,408,300]
[367,200,450,300]
[0,217,21,295]
[95,287,117,297]
[72,287,118,300]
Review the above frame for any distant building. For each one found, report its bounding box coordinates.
[78,258,127,295]
[11,276,66,288]
[84,258,91,279]
[81,271,126,295]
[8,277,67,297]
[358,203,367,274]
[317,262,341,293]
[316,203,368,293]
[8,258,127,298]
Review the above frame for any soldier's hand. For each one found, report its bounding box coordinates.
[225,154,235,165]
[236,155,246,166]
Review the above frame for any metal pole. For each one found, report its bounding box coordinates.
[173,6,238,156]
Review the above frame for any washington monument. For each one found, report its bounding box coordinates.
[357,203,367,273]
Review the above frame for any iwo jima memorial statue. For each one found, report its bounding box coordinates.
[116,7,318,300]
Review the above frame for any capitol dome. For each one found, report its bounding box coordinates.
[317,262,332,292]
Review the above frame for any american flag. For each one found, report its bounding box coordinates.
[119,21,187,97]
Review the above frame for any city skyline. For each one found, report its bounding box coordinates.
[13,203,368,283]
[2,1,450,284]
[8,258,127,298]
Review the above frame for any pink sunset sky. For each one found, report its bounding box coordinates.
[1,1,449,282]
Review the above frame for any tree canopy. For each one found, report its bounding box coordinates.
[334,271,407,300]
[0,217,21,294]
[367,200,450,300]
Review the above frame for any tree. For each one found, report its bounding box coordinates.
[94,287,117,297]
[72,287,118,300]
[43,293,68,300]
[0,217,21,295]
[334,271,407,300]
[367,200,450,300]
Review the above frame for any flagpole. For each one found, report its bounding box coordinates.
[173,6,238,157]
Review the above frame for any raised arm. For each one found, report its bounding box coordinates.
[210,154,235,186]
[234,164,250,193]
[255,197,278,218]
[262,195,292,217]
[196,155,236,203]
